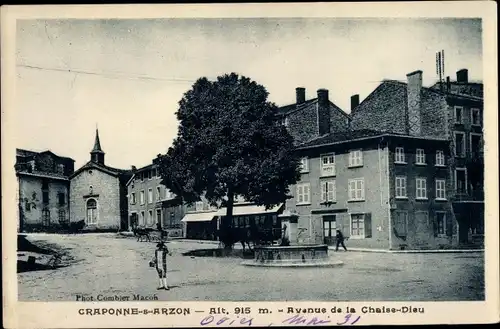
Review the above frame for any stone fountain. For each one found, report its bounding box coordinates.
[241,212,344,268]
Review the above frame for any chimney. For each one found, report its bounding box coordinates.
[350,94,360,112]
[296,87,306,104]
[406,70,423,136]
[456,69,468,83]
[446,76,451,92]
[131,165,137,172]
[317,89,331,135]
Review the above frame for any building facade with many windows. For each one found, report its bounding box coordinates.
[350,68,483,246]
[284,130,454,250]
[126,161,185,236]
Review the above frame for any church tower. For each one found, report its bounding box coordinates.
[90,129,105,165]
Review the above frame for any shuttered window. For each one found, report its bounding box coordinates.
[351,213,371,238]
[394,211,408,237]
[321,180,336,203]
[296,183,311,205]
[348,178,365,201]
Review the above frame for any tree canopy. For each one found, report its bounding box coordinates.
[156,73,300,242]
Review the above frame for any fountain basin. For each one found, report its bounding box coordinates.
[241,244,344,268]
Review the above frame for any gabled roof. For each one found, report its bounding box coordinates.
[38,150,75,161]
[16,149,38,158]
[16,148,75,161]
[297,129,385,148]
[352,80,408,118]
[276,98,318,116]
[70,161,132,179]
[296,129,448,150]
[276,98,350,119]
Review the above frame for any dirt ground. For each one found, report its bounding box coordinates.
[17,233,485,302]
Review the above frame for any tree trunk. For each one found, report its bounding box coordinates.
[221,189,235,250]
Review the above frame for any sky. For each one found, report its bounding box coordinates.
[15,18,483,169]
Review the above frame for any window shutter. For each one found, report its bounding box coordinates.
[364,213,372,238]
[321,182,327,202]
[328,181,335,201]
[359,180,365,199]
[446,213,453,237]
[304,185,310,203]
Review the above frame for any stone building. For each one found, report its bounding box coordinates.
[350,69,484,246]
[69,130,132,231]
[126,161,184,237]
[15,149,75,232]
[275,87,351,144]
[285,130,454,250]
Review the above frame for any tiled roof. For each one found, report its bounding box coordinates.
[16,170,69,181]
[16,148,75,161]
[16,149,38,157]
[297,129,386,148]
[297,128,448,149]
[429,81,483,99]
[70,161,132,179]
[135,163,155,172]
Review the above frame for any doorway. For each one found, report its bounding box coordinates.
[323,215,336,245]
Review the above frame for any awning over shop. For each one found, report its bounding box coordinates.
[216,203,283,217]
[181,211,218,223]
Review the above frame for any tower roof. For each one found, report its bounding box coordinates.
[91,129,105,154]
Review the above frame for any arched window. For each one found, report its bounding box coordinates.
[86,199,98,225]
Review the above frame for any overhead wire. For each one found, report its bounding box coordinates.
[16,63,216,84]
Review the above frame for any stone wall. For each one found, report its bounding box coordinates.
[70,168,121,230]
[18,175,70,231]
[350,82,408,134]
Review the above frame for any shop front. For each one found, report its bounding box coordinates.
[181,211,218,240]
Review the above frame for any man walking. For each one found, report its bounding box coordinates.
[335,229,348,252]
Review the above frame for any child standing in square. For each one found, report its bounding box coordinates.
[150,241,171,290]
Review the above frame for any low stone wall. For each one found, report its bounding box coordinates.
[254,244,329,263]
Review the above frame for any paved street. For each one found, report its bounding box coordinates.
[18,233,484,301]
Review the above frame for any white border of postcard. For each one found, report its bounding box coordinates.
[2,2,499,328]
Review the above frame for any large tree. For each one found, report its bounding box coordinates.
[156,73,300,248]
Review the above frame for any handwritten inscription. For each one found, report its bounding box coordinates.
[282,314,331,326]
[199,314,361,327]
[200,315,254,326]
[282,314,361,326]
